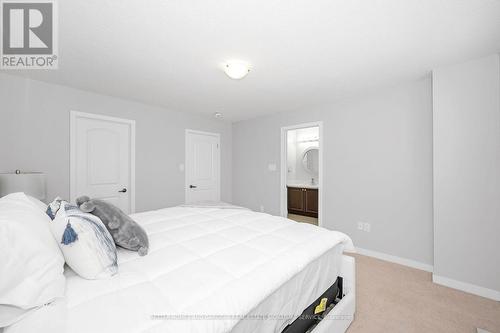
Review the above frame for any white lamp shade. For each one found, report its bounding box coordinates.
[0,173,46,201]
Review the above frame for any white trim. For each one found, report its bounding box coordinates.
[185,129,221,138]
[354,247,434,272]
[432,275,500,301]
[70,111,136,213]
[354,247,500,301]
[280,122,324,227]
[184,129,221,204]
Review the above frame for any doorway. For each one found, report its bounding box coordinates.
[185,129,221,204]
[280,122,323,226]
[70,111,136,214]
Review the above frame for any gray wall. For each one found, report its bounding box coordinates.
[232,77,434,266]
[433,54,500,293]
[0,73,232,212]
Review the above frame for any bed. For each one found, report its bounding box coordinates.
[5,205,355,333]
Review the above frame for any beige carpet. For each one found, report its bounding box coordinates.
[346,254,500,333]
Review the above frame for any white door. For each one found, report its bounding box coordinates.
[185,130,220,203]
[71,112,135,213]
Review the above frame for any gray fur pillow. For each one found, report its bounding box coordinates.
[76,196,149,256]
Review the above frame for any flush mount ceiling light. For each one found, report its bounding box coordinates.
[224,60,250,80]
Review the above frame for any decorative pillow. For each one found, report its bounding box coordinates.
[76,196,149,256]
[0,193,65,327]
[46,198,118,279]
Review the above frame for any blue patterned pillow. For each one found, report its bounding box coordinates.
[47,198,118,279]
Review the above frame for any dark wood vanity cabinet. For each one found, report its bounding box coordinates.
[287,187,318,218]
[288,187,305,212]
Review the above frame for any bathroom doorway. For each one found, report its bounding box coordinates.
[280,122,323,226]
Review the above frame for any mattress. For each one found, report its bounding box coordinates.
[6,206,353,333]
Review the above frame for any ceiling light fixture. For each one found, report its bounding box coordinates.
[224,60,250,80]
[214,112,223,119]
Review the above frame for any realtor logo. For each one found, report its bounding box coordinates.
[1,0,58,69]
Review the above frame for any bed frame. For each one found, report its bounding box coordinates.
[281,255,356,333]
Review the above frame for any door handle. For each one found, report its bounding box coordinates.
[189,185,197,189]
[118,188,127,193]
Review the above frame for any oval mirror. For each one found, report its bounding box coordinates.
[302,147,319,174]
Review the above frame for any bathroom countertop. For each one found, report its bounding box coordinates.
[287,182,319,189]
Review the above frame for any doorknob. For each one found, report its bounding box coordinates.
[189,185,197,189]
[118,188,127,193]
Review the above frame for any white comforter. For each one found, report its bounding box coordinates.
[6,206,353,333]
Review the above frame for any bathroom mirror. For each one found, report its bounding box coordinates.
[302,147,319,174]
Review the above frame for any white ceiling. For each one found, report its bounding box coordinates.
[17,0,500,122]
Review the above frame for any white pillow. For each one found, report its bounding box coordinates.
[26,195,47,212]
[0,193,65,327]
[3,298,67,333]
[47,199,118,279]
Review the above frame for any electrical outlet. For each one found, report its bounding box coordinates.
[358,222,371,232]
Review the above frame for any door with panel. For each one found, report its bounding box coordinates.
[304,188,318,216]
[71,112,135,214]
[185,130,220,204]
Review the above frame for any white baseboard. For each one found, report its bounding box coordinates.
[350,247,500,301]
[432,274,500,301]
[476,329,493,333]
[353,247,434,272]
